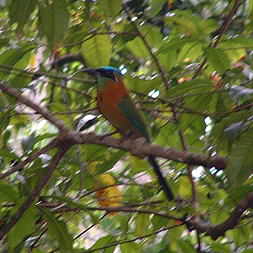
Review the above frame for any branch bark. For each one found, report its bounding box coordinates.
[0,82,69,132]
[187,192,253,240]
[77,132,226,169]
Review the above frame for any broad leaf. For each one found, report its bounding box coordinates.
[38,0,69,49]
[81,35,112,67]
[226,129,253,186]
[206,48,231,73]
[9,0,37,32]
[8,207,37,250]
[40,208,73,253]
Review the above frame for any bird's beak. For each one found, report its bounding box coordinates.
[80,68,98,76]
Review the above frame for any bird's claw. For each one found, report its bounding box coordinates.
[128,137,147,158]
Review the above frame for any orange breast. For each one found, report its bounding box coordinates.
[97,80,134,135]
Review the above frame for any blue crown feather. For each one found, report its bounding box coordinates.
[98,66,123,75]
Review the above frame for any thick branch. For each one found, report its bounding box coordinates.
[58,131,226,169]
[188,192,253,240]
[0,83,226,170]
[0,146,70,240]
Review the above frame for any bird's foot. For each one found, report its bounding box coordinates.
[99,130,118,141]
[127,137,147,158]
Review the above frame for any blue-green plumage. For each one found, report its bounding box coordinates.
[83,66,174,201]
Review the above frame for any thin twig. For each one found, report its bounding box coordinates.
[193,0,243,78]
[123,5,169,90]
[39,201,179,220]
[0,83,69,132]
[86,224,183,253]
[0,138,59,179]
[0,146,70,240]
[196,230,202,252]
[74,213,108,240]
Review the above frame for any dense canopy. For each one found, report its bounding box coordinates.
[1,0,253,252]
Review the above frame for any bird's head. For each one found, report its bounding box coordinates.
[82,66,123,83]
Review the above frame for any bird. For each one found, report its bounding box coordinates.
[82,66,174,201]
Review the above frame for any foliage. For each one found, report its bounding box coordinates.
[0,0,253,252]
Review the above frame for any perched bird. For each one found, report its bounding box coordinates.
[82,66,174,201]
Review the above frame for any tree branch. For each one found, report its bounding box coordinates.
[76,132,226,169]
[0,138,59,179]
[0,83,226,170]
[0,82,69,132]
[188,192,253,240]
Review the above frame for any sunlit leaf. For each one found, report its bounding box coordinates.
[97,0,121,17]
[40,208,73,253]
[227,129,253,186]
[206,48,231,73]
[8,0,37,32]
[8,207,37,250]
[38,0,69,49]
[81,35,112,67]
[121,242,140,253]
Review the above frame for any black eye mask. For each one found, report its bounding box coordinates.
[96,69,116,81]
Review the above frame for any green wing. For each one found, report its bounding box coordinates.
[118,95,150,141]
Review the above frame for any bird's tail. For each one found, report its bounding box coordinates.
[148,155,174,201]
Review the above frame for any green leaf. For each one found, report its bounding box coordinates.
[166,79,212,99]
[38,0,69,49]
[220,37,253,49]
[152,215,169,230]
[211,242,231,253]
[97,0,121,17]
[205,48,231,73]
[226,129,253,186]
[149,0,165,16]
[9,0,37,32]
[40,208,73,253]
[246,0,253,16]
[125,76,160,93]
[121,242,140,253]
[127,37,150,59]
[159,49,177,70]
[0,44,35,79]
[135,214,150,236]
[178,240,195,253]
[0,182,18,202]
[8,207,37,250]
[90,235,115,251]
[218,37,253,63]
[177,42,203,63]
[165,10,217,38]
[241,250,253,253]
[81,35,112,67]
[158,37,196,54]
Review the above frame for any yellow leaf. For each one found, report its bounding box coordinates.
[98,174,116,186]
[95,173,122,216]
[178,176,192,198]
